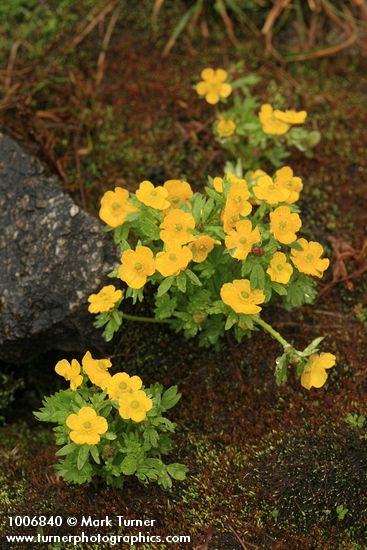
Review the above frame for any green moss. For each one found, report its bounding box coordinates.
[245,426,367,545]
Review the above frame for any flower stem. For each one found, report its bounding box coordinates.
[255,317,291,350]
[121,313,170,324]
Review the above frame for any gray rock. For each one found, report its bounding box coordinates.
[0,134,119,363]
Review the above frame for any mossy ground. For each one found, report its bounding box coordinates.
[1,4,367,549]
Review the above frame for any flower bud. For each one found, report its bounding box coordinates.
[252,246,265,257]
[193,311,208,324]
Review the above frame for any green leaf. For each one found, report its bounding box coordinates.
[89,446,100,464]
[201,197,215,222]
[77,445,90,471]
[238,314,254,330]
[298,336,325,357]
[121,455,138,475]
[144,428,159,449]
[204,187,225,204]
[104,432,117,440]
[139,218,160,239]
[112,310,122,326]
[250,263,265,288]
[192,193,206,223]
[275,353,289,386]
[225,312,237,330]
[289,240,303,251]
[154,294,177,319]
[272,282,288,296]
[55,443,76,457]
[161,386,181,410]
[157,276,174,297]
[176,272,187,293]
[167,463,188,481]
[186,269,202,286]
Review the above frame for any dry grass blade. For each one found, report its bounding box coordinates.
[228,525,260,549]
[162,3,198,57]
[289,2,358,61]
[71,1,118,49]
[263,0,360,61]
[4,40,32,92]
[152,0,165,32]
[262,0,291,59]
[262,0,291,35]
[216,0,239,46]
[95,5,122,94]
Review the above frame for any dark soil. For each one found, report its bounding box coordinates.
[1,6,367,550]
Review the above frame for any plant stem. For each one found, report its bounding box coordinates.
[255,317,291,349]
[121,313,170,324]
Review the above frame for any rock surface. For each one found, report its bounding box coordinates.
[0,134,118,363]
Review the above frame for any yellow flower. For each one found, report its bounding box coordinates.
[213,172,244,193]
[275,167,303,204]
[136,180,170,210]
[259,104,290,135]
[259,104,307,135]
[266,252,293,284]
[88,285,123,314]
[82,351,112,389]
[99,187,137,228]
[216,119,236,138]
[119,390,153,423]
[301,353,336,390]
[291,238,330,277]
[253,174,290,205]
[107,372,142,401]
[195,68,232,105]
[155,245,192,277]
[225,220,261,260]
[273,108,307,125]
[160,210,196,246]
[269,206,302,244]
[55,358,83,391]
[188,235,219,263]
[118,246,155,289]
[220,279,265,314]
[163,179,193,208]
[222,180,252,233]
[213,177,224,193]
[66,406,108,445]
[248,169,268,182]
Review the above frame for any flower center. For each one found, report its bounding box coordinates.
[119,382,127,390]
[83,421,92,429]
[306,254,314,263]
[151,190,157,197]
[239,237,247,245]
[171,196,180,204]
[208,82,220,93]
[278,221,287,230]
[135,262,143,271]
[277,264,283,271]
[130,400,140,409]
[199,244,207,251]
[169,254,177,261]
[241,291,249,299]
[112,202,121,211]
[269,183,275,190]
[175,224,183,231]
[234,196,242,204]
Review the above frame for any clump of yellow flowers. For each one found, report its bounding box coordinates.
[92,160,335,392]
[35,351,186,487]
[194,66,320,170]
